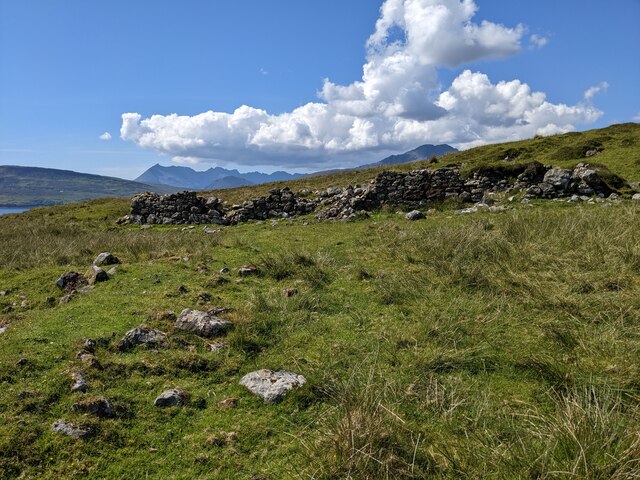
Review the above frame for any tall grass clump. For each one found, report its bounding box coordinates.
[300,367,435,479]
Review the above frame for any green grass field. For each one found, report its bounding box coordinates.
[0,124,639,479]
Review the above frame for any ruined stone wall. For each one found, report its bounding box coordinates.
[124,192,228,225]
[225,187,316,224]
[119,162,624,225]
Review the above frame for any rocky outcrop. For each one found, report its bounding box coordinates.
[239,369,307,403]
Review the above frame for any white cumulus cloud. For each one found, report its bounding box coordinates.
[584,81,609,100]
[529,34,549,49]
[99,132,112,141]
[121,0,603,169]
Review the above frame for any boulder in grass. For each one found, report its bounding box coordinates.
[117,326,168,352]
[238,265,260,276]
[405,210,426,221]
[86,266,109,285]
[175,309,232,338]
[239,369,306,404]
[56,272,88,291]
[52,420,95,439]
[71,396,114,418]
[71,371,89,393]
[93,252,120,267]
[154,388,190,407]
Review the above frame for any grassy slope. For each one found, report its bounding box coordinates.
[0,166,176,207]
[0,124,639,479]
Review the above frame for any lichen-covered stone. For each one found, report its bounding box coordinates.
[154,388,190,407]
[117,327,168,352]
[175,309,232,338]
[239,369,306,403]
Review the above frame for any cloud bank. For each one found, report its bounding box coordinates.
[121,0,604,169]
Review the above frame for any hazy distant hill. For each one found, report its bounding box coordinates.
[135,164,303,190]
[0,165,176,207]
[366,143,457,167]
[308,143,457,177]
[207,176,254,189]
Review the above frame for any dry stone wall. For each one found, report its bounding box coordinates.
[119,162,626,225]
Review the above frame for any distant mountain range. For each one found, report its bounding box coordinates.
[0,143,456,207]
[0,165,176,207]
[135,165,305,190]
[135,143,457,190]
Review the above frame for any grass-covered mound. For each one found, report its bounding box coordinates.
[1,194,639,478]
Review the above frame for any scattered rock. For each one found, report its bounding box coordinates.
[217,397,238,409]
[72,397,114,418]
[206,341,228,352]
[77,350,102,369]
[56,272,88,291]
[282,288,298,297]
[239,369,307,403]
[117,327,168,352]
[59,293,75,304]
[203,227,221,234]
[86,266,109,285]
[0,290,8,297]
[71,371,89,393]
[219,267,230,274]
[83,339,97,352]
[238,265,260,276]
[77,285,95,294]
[405,210,426,221]
[106,266,118,276]
[175,309,232,338]
[154,388,190,407]
[633,193,640,201]
[92,252,120,267]
[51,420,95,439]
[0,326,7,335]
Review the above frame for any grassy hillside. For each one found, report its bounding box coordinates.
[0,166,176,207]
[0,125,639,479]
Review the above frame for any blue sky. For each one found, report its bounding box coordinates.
[0,0,638,179]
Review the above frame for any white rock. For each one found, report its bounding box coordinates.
[175,308,232,338]
[239,369,306,403]
[154,388,189,407]
[51,420,94,439]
